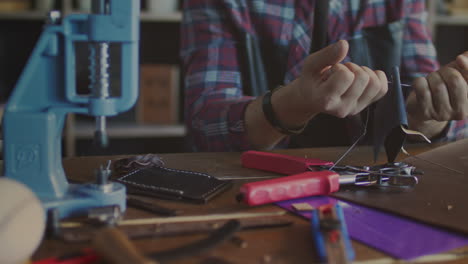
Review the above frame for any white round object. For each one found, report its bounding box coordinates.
[0,178,46,264]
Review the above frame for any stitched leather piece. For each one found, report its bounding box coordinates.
[116,166,233,203]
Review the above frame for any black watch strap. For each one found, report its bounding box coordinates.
[262,88,306,135]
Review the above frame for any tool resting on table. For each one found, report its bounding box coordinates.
[239,151,420,206]
[311,203,354,264]
[93,227,158,264]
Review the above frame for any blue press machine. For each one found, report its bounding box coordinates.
[3,0,140,219]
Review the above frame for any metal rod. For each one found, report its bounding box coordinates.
[89,0,111,148]
[61,211,287,228]
[388,81,411,87]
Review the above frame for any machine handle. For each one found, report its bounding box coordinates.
[241,151,333,175]
[92,227,158,264]
[239,171,340,206]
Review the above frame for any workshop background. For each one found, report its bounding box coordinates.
[0,0,467,156]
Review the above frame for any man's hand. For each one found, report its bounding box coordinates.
[244,40,389,150]
[407,51,468,138]
[294,40,388,119]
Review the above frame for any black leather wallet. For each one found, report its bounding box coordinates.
[115,166,232,203]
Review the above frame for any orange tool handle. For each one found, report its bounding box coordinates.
[239,170,340,206]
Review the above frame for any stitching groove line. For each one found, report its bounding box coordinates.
[116,166,222,198]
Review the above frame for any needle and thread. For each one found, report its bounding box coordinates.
[329,77,463,184]
[326,70,460,171]
[329,107,370,170]
[390,81,411,87]
[329,81,413,169]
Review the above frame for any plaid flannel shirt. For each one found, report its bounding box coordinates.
[181,0,467,152]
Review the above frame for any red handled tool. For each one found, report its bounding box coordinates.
[238,151,418,206]
[239,170,341,206]
[241,150,333,175]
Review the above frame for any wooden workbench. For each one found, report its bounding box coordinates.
[32,143,468,264]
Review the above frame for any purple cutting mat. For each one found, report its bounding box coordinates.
[277,196,468,260]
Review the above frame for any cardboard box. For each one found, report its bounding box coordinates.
[452,0,468,9]
[449,0,468,15]
[0,0,30,11]
[137,64,180,124]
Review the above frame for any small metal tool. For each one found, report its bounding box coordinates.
[321,162,419,188]
[90,0,111,148]
[87,204,122,226]
[96,160,112,186]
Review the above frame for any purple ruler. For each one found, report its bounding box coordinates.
[277,196,468,260]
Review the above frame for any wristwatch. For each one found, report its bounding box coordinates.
[262,86,307,135]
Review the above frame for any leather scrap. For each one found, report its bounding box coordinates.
[333,138,468,234]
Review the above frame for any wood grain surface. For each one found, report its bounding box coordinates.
[32,143,468,264]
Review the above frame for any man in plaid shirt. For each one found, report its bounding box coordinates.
[181,0,468,152]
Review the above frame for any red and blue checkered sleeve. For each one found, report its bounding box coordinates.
[442,119,468,142]
[180,0,256,151]
[427,117,468,142]
[400,0,439,79]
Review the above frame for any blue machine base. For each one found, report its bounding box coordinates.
[41,182,126,219]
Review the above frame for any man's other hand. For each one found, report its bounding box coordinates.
[407,51,468,138]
